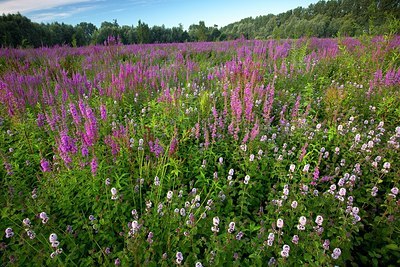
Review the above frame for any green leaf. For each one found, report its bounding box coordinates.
[386,244,400,251]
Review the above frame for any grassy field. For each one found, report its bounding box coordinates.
[1,36,399,266]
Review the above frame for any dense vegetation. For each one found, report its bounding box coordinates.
[1,34,399,265]
[1,0,399,47]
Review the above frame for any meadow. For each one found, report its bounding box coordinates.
[0,35,399,266]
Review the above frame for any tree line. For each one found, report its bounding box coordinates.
[0,0,399,48]
[221,0,399,39]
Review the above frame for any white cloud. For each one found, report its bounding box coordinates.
[29,6,95,22]
[0,0,94,14]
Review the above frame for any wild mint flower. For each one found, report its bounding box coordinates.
[331,247,341,259]
[5,227,14,238]
[131,209,138,219]
[303,164,310,172]
[128,221,140,236]
[283,188,289,196]
[195,262,203,267]
[289,164,295,172]
[268,257,276,266]
[228,222,235,233]
[212,216,220,232]
[277,218,284,228]
[89,215,96,221]
[229,169,234,176]
[291,201,298,208]
[176,251,183,265]
[268,233,275,241]
[236,231,244,240]
[292,235,299,244]
[299,216,307,226]
[282,244,290,253]
[23,218,31,228]
[329,184,336,193]
[66,225,73,234]
[114,258,121,266]
[49,233,59,248]
[391,187,399,195]
[382,162,391,170]
[339,188,346,196]
[111,188,118,200]
[146,200,152,210]
[244,175,250,184]
[26,230,36,239]
[166,190,173,200]
[280,250,289,257]
[147,232,154,244]
[39,212,49,224]
[323,239,330,250]
[154,176,160,186]
[249,154,255,162]
[180,208,186,217]
[315,215,324,226]
[49,233,57,243]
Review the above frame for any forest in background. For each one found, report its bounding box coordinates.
[0,0,399,48]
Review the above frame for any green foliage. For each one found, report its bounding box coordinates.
[0,36,399,265]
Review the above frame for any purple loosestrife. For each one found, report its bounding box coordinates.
[83,121,95,147]
[149,139,164,158]
[244,83,253,122]
[204,127,210,148]
[100,104,107,121]
[105,136,120,157]
[291,95,301,120]
[78,99,86,117]
[311,167,320,186]
[37,113,45,127]
[230,86,242,127]
[169,138,178,156]
[91,157,98,176]
[250,120,260,141]
[40,159,51,172]
[58,131,78,165]
[262,83,275,124]
[69,103,81,126]
[194,123,200,140]
[81,144,89,157]
[279,104,287,125]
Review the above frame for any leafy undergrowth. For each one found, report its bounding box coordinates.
[1,36,399,266]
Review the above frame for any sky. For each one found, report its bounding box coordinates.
[0,0,321,29]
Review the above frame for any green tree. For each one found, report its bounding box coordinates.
[137,20,150,44]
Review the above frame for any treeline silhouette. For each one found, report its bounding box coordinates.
[0,0,399,48]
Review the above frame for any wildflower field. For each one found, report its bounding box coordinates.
[0,36,399,266]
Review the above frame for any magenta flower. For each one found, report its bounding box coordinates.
[100,104,107,121]
[90,157,98,176]
[40,159,51,172]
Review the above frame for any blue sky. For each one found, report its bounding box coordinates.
[0,0,320,29]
